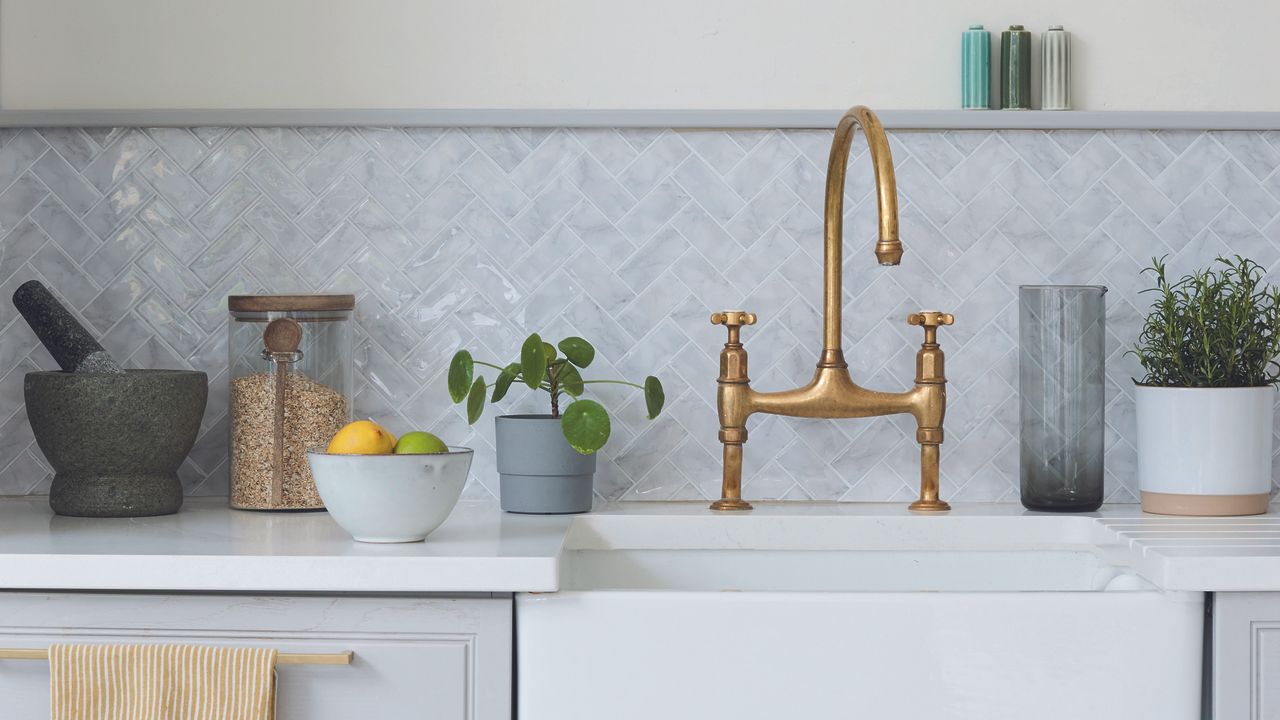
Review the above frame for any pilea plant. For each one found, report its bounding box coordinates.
[447,334,664,454]
[1130,255,1280,387]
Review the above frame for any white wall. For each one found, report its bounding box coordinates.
[2,0,1277,111]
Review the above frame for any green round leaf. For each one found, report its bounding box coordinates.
[491,363,520,403]
[644,376,665,419]
[559,363,584,397]
[561,399,610,455]
[558,336,596,368]
[521,334,546,389]
[447,350,473,403]
[466,377,487,424]
[542,342,558,362]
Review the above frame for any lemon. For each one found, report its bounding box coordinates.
[394,431,449,454]
[327,420,397,454]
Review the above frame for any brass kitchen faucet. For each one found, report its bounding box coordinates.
[710,106,953,512]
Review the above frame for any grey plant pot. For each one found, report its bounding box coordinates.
[495,415,596,514]
[24,369,208,518]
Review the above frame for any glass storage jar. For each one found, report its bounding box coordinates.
[227,294,354,510]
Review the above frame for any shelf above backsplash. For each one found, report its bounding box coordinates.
[0,108,1278,130]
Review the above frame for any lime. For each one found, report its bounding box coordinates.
[394,431,449,454]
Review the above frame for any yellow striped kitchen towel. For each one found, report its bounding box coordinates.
[49,643,277,720]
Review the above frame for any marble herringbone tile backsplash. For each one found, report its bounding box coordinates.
[0,125,1277,503]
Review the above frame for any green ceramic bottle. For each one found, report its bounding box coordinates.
[962,25,990,109]
[1000,25,1032,110]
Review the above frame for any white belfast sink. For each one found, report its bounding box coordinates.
[517,506,1203,720]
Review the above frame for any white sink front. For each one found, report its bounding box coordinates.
[562,548,1123,592]
[518,506,1203,720]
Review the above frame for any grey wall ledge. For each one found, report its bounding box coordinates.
[1,108,1279,130]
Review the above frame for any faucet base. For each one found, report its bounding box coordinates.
[908,498,951,512]
[710,498,753,512]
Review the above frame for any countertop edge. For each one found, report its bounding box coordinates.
[0,554,562,594]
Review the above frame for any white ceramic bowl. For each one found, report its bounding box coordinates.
[307,447,473,543]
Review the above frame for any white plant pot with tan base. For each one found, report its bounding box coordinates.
[1135,385,1275,515]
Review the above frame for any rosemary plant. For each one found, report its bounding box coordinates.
[1130,255,1280,387]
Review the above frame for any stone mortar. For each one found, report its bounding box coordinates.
[24,369,209,517]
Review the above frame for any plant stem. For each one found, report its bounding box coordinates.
[547,363,561,418]
[474,360,509,372]
[580,379,646,390]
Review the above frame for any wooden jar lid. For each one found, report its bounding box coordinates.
[228,294,355,312]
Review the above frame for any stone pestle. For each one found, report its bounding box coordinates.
[12,280,125,374]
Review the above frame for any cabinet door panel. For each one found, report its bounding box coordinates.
[0,592,511,720]
[1213,593,1280,720]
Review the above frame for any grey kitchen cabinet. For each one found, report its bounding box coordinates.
[0,592,511,719]
[1214,592,1280,719]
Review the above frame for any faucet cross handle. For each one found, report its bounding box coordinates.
[711,311,756,345]
[711,311,757,327]
[907,311,954,345]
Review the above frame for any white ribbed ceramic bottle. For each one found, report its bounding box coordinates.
[1041,26,1071,110]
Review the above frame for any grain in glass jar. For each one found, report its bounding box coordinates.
[227,294,354,510]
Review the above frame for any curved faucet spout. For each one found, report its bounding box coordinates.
[820,106,901,368]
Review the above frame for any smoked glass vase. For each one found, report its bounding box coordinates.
[1018,285,1106,512]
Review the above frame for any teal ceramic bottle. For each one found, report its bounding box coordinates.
[1000,25,1032,110]
[961,25,991,109]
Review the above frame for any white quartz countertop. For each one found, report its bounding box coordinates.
[2,496,1280,593]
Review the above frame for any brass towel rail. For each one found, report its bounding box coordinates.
[0,648,353,665]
